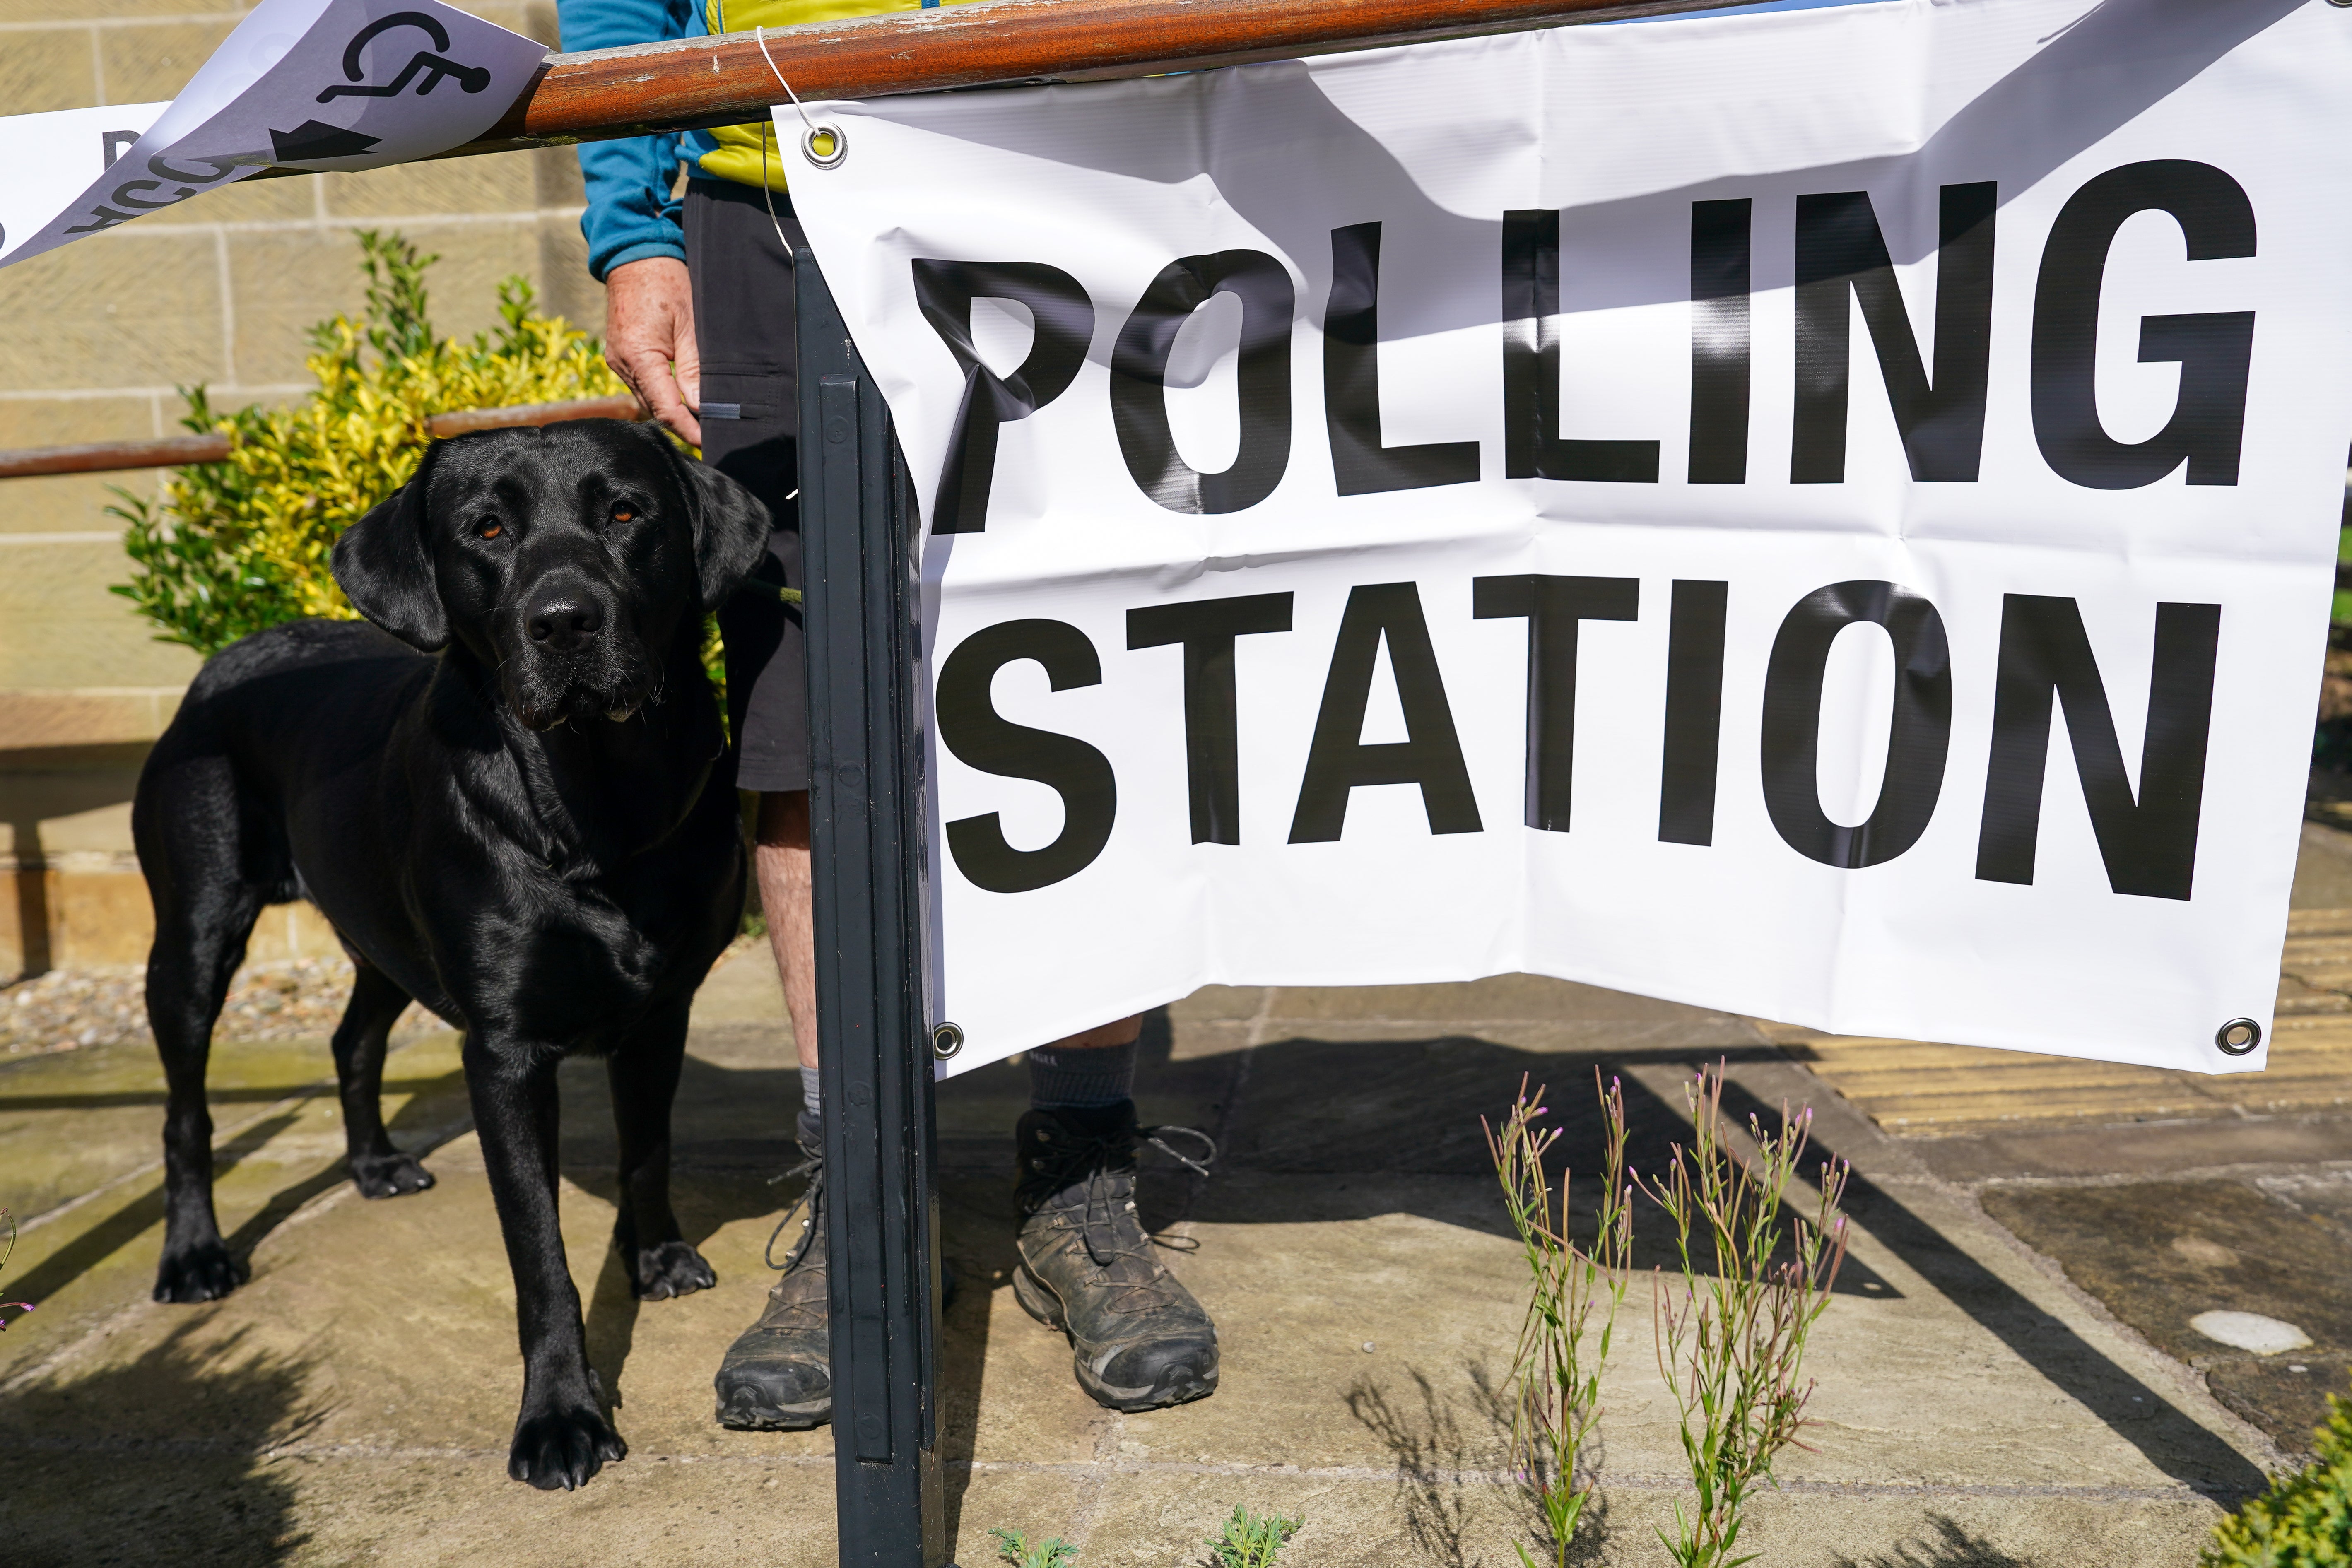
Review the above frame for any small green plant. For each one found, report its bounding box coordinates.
[0,1208,33,1330]
[988,1527,1077,1568]
[1485,1072,1633,1568]
[2202,1380,2352,1567]
[1205,1507,1300,1568]
[110,229,629,657]
[1646,1062,1850,1568]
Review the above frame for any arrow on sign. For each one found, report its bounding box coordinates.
[268,120,381,162]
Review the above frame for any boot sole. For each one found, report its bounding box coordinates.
[1011,1263,1218,1413]
[714,1392,831,1432]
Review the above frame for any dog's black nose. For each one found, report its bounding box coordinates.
[526,595,605,650]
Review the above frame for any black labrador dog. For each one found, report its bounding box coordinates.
[133,419,769,1490]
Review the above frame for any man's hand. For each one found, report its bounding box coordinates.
[605,257,702,446]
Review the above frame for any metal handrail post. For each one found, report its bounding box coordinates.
[799,252,947,1564]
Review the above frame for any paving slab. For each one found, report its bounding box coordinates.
[1980,1176,2350,1455]
[0,929,2287,1568]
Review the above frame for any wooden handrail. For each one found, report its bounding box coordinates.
[0,433,235,479]
[424,392,643,437]
[0,393,646,479]
[447,0,1740,157]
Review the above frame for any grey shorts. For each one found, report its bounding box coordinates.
[688,176,810,795]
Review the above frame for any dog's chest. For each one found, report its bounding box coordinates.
[535,867,721,1009]
[435,828,738,1048]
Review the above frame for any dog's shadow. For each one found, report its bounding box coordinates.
[0,1051,472,1314]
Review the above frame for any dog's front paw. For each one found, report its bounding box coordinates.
[632,1240,716,1301]
[153,1240,246,1303]
[508,1403,627,1491]
[349,1151,436,1199]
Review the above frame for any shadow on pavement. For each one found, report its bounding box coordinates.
[1344,1358,1618,1568]
[0,1078,453,1114]
[0,1320,314,1568]
[1982,1177,2352,1455]
[1345,1358,1627,1568]
[1831,1514,2038,1568]
[1345,1368,1491,1568]
[3,1109,300,1310]
[5,1068,470,1312]
[935,1194,1006,1544]
[1189,1029,1895,1295]
[1722,1081,2268,1503]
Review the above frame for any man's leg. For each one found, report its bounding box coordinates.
[675,168,1211,1420]
[712,790,833,1431]
[688,167,831,1431]
[1013,1016,1221,1411]
[755,791,818,1078]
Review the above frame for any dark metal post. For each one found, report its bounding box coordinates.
[798,257,949,1567]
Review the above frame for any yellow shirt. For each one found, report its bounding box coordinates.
[699,0,989,189]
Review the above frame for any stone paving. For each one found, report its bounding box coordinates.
[9,840,2351,1563]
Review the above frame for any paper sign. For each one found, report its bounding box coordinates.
[0,103,169,264]
[0,0,545,268]
[784,0,2352,1077]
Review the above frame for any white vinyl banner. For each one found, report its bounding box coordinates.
[0,0,544,268]
[783,0,2352,1079]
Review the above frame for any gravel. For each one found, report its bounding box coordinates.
[0,959,446,1059]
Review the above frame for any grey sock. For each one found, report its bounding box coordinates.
[799,1065,822,1119]
[1027,1040,1138,1110]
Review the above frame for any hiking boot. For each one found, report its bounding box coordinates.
[1011,1101,1219,1412]
[713,1127,830,1431]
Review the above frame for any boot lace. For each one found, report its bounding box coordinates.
[763,1148,824,1272]
[1027,1122,1218,1267]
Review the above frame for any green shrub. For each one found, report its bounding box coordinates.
[110,230,627,657]
[2203,1388,2352,1568]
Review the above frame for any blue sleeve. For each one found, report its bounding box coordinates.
[557,0,705,281]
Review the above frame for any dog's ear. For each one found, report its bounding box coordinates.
[668,443,774,612]
[334,447,451,653]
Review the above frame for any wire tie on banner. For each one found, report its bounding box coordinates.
[756,27,848,169]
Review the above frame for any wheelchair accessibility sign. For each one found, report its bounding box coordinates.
[0,0,545,267]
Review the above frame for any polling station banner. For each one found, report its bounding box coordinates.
[0,0,544,268]
[789,0,2345,1078]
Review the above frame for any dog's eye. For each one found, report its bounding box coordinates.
[611,506,638,524]
[475,521,503,540]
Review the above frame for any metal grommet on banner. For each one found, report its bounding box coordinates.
[2215,1017,2263,1056]
[800,123,848,170]
[931,1022,964,1060]
[757,27,848,170]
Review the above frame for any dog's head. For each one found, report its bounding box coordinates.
[332,419,770,728]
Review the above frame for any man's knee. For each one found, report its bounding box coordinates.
[755,790,810,852]
[1047,1016,1143,1051]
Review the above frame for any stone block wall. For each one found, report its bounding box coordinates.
[0,0,608,977]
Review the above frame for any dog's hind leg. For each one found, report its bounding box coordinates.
[333,961,436,1199]
[139,763,267,1304]
[607,1002,715,1301]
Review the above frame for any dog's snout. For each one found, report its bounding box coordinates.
[525,593,605,650]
